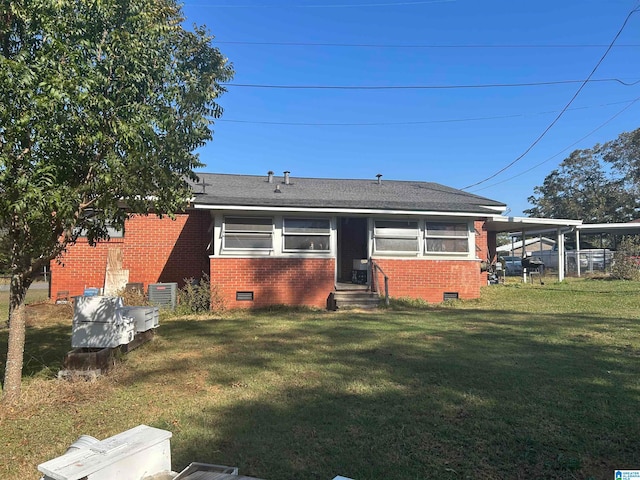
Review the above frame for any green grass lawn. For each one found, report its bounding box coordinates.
[1,279,640,479]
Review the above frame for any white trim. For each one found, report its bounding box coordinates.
[210,254,333,259]
[488,215,582,235]
[490,215,582,226]
[482,205,508,212]
[194,203,493,218]
[372,255,480,262]
[576,223,640,233]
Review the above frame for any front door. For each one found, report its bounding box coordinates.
[337,217,368,283]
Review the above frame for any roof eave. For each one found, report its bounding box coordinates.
[191,202,500,218]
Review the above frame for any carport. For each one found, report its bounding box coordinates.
[485,216,583,281]
[573,223,640,276]
[487,217,640,280]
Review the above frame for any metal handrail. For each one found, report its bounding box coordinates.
[369,258,390,306]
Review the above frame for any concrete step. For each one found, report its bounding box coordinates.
[330,290,380,310]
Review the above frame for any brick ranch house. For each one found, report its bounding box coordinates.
[49,172,580,309]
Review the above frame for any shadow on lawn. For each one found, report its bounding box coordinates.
[0,323,70,378]
[148,309,640,480]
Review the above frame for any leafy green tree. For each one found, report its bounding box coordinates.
[602,128,640,192]
[525,132,639,222]
[0,0,233,403]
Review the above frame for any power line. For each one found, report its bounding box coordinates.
[217,99,637,127]
[469,97,640,193]
[460,5,640,191]
[186,0,455,7]
[226,77,639,90]
[214,40,640,49]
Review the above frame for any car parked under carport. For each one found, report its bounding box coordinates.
[500,256,523,276]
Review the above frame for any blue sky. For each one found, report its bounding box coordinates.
[181,0,639,216]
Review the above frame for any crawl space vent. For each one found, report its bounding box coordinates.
[443,292,459,301]
[236,291,254,301]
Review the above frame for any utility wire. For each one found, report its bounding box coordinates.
[217,99,637,127]
[469,97,640,193]
[215,40,640,49]
[226,77,639,90]
[460,5,640,190]
[187,0,455,7]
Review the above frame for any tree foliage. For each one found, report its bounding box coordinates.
[525,128,640,222]
[0,0,233,403]
[610,236,640,281]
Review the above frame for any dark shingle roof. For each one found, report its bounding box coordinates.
[190,173,505,214]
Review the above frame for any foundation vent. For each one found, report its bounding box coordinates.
[236,291,254,301]
[443,292,459,301]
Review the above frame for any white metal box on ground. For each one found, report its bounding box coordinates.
[72,296,134,348]
[73,296,124,323]
[118,306,160,333]
[38,425,172,480]
[71,317,135,348]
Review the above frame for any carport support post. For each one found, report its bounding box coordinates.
[557,228,565,282]
[576,229,581,277]
[521,230,526,282]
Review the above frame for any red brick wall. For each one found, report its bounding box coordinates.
[370,220,487,303]
[49,211,211,299]
[475,219,490,284]
[50,213,490,308]
[475,220,489,262]
[371,258,481,303]
[210,257,335,309]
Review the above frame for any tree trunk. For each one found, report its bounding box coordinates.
[1,275,29,405]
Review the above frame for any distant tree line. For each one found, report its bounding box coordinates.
[525,127,640,223]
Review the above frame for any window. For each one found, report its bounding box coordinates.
[77,223,124,239]
[425,222,469,253]
[283,218,330,251]
[223,217,273,250]
[374,220,419,253]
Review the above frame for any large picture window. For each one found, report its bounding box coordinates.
[374,220,419,253]
[283,218,330,251]
[425,222,469,253]
[223,217,273,250]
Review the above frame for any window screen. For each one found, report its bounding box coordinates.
[374,220,419,253]
[425,222,469,253]
[223,217,273,250]
[283,218,330,251]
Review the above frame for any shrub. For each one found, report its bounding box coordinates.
[117,286,149,306]
[610,237,640,281]
[177,274,225,314]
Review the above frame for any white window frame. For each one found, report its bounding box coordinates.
[424,221,470,254]
[373,219,420,255]
[222,216,274,252]
[282,217,331,253]
[77,223,124,239]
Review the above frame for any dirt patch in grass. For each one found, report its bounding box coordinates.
[25,302,72,327]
